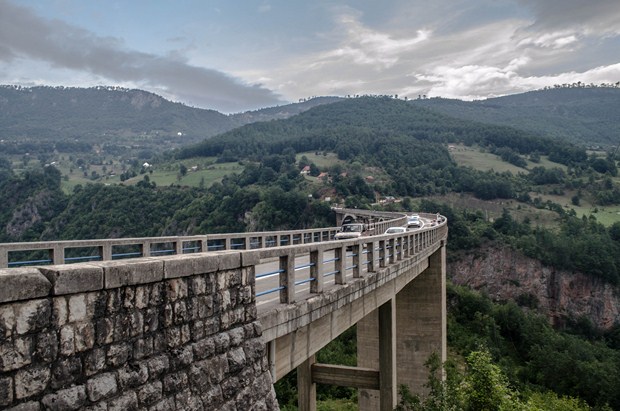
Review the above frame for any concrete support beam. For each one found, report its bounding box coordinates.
[379,299,397,411]
[395,244,447,396]
[311,364,379,390]
[357,299,398,411]
[298,355,317,411]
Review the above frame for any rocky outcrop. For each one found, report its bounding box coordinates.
[449,245,620,330]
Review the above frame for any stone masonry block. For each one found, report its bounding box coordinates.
[4,401,40,411]
[217,251,241,271]
[15,299,51,335]
[86,372,118,402]
[107,390,138,411]
[0,336,33,372]
[15,364,51,399]
[137,381,162,406]
[240,250,260,267]
[101,259,164,289]
[38,264,103,295]
[0,268,51,304]
[0,376,13,407]
[163,254,217,279]
[41,384,87,411]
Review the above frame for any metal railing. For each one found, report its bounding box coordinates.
[254,214,448,304]
[0,209,423,269]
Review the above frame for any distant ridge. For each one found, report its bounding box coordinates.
[412,87,620,147]
[0,85,341,146]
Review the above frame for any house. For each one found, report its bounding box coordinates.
[300,165,311,175]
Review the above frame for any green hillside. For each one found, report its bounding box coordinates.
[413,87,620,147]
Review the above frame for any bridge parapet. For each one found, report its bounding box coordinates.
[0,210,447,410]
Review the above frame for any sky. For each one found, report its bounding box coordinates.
[1,0,620,113]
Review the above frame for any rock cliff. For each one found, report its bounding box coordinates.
[449,245,620,330]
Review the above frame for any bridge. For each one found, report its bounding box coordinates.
[0,209,447,410]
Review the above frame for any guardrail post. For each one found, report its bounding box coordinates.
[379,240,386,268]
[175,240,183,255]
[225,237,231,250]
[310,249,324,293]
[99,244,112,261]
[141,241,151,257]
[51,245,64,265]
[352,243,361,278]
[335,246,345,285]
[0,248,7,268]
[366,240,375,272]
[279,253,296,304]
[388,238,396,264]
[396,236,402,261]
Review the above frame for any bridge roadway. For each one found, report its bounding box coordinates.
[0,209,447,411]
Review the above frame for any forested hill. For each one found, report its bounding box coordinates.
[179,95,585,166]
[0,85,340,144]
[412,87,620,147]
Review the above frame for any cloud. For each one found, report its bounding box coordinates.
[321,13,430,69]
[0,0,283,112]
[517,0,620,36]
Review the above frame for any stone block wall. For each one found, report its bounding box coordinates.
[0,252,279,410]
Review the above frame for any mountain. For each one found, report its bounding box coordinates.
[412,87,620,147]
[0,85,340,149]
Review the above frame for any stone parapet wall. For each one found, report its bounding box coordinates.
[0,252,278,410]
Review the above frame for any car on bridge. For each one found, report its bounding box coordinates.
[406,214,422,228]
[384,226,407,234]
[334,223,367,240]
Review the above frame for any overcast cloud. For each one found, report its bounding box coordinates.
[1,0,619,112]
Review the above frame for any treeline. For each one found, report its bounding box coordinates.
[0,151,336,242]
[447,284,620,409]
[274,283,620,410]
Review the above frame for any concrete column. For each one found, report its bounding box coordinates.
[379,299,397,411]
[358,310,379,410]
[394,244,447,396]
[298,354,317,411]
[358,299,397,411]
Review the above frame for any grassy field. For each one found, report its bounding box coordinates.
[449,145,528,174]
[449,144,567,174]
[296,151,343,169]
[124,160,244,187]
